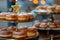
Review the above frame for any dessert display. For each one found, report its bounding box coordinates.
[0,4,60,40]
[6,13,17,21]
[0,0,60,39]
[35,22,60,29]
[35,20,48,28]
[17,26,37,38]
[35,5,59,14]
[34,19,60,29]
[17,13,34,22]
[0,26,38,39]
[0,12,34,22]
[18,27,37,38]
[0,10,38,39]
[12,31,26,38]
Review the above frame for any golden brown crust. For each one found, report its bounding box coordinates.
[12,32,26,38]
[0,31,12,38]
[27,30,36,37]
[7,26,16,32]
[17,14,34,22]
[6,14,17,21]
[18,27,28,32]
[0,13,6,20]
[39,23,47,28]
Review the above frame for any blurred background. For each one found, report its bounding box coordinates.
[0,0,60,12]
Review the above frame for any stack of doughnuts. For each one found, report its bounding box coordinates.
[0,26,37,39]
[6,13,17,21]
[17,13,34,22]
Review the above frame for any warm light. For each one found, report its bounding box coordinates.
[33,0,38,4]
[16,0,18,1]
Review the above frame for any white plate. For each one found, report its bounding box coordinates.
[34,10,48,13]
[34,10,51,14]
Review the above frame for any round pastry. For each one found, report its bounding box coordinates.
[27,27,37,38]
[12,31,26,38]
[0,13,7,20]
[18,26,28,32]
[27,31,36,38]
[6,13,17,21]
[28,13,34,21]
[39,23,47,28]
[17,13,34,22]
[27,30,36,38]
[7,26,16,32]
[49,23,56,28]
[17,13,29,22]
[0,31,12,38]
[23,13,29,22]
